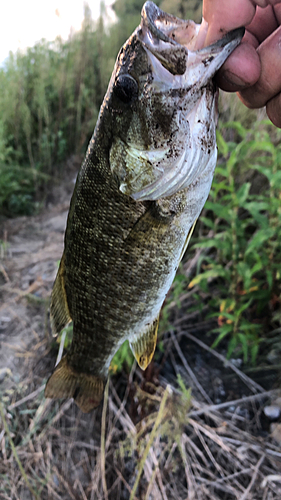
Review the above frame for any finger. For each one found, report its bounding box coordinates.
[266,93,281,127]
[215,42,261,91]
[203,0,256,45]
[252,0,281,6]
[274,4,281,24]
[246,5,278,41]
[238,25,281,107]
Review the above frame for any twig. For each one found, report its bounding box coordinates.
[115,468,139,500]
[148,447,169,500]
[181,331,264,393]
[177,435,196,499]
[187,390,276,418]
[261,475,281,488]
[8,384,45,411]
[239,454,265,500]
[172,332,213,404]
[101,378,110,500]
[129,385,171,500]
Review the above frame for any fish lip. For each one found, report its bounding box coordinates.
[139,1,244,77]
[141,0,184,45]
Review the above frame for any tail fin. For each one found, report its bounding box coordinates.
[45,356,105,413]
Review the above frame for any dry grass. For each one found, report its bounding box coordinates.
[1,195,281,499]
[0,331,281,500]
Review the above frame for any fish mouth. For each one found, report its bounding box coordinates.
[139,1,244,85]
[111,3,245,203]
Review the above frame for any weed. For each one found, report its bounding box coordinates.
[188,121,281,363]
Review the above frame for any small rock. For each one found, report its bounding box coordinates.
[263,405,281,420]
[229,358,242,367]
[264,405,281,420]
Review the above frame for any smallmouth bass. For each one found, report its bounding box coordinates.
[45,1,244,412]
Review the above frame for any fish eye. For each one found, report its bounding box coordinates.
[113,74,138,104]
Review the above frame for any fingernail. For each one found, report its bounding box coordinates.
[222,70,247,88]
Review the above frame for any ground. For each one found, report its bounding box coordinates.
[0,163,281,500]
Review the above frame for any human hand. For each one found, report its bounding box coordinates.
[203,0,281,127]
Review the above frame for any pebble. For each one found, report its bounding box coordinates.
[264,405,281,420]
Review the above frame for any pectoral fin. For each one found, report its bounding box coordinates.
[129,317,159,370]
[50,252,72,335]
[45,356,104,413]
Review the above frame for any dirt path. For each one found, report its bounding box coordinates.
[0,180,75,391]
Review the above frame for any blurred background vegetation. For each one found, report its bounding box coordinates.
[0,0,203,217]
[1,0,281,364]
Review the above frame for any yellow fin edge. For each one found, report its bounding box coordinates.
[129,317,159,370]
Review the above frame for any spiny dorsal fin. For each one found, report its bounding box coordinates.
[45,356,105,413]
[50,252,72,335]
[129,316,159,370]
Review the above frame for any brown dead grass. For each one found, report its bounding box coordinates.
[1,192,281,500]
[0,331,281,500]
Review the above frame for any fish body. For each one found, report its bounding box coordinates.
[45,1,244,412]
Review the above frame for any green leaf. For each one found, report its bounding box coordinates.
[211,324,233,348]
[226,336,238,359]
[251,343,259,365]
[200,216,215,230]
[245,228,275,256]
[238,333,248,362]
[223,121,248,139]
[235,183,250,205]
[216,130,229,157]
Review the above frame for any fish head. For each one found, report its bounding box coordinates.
[109,1,244,201]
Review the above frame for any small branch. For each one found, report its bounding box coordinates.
[239,454,265,500]
[129,385,171,500]
[101,378,110,500]
[172,332,213,404]
[182,331,264,393]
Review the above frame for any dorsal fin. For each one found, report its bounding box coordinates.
[50,252,72,335]
[129,316,159,370]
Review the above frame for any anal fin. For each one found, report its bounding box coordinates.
[45,356,105,413]
[129,317,159,370]
[50,252,72,335]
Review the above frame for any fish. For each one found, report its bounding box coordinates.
[45,1,244,413]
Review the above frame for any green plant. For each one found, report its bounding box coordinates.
[188,121,281,363]
[110,340,134,374]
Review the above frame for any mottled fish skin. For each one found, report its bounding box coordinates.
[45,1,244,412]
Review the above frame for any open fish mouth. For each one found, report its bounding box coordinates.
[110,2,244,202]
[113,1,244,202]
[139,1,244,84]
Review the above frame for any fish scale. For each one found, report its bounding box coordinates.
[45,1,244,412]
